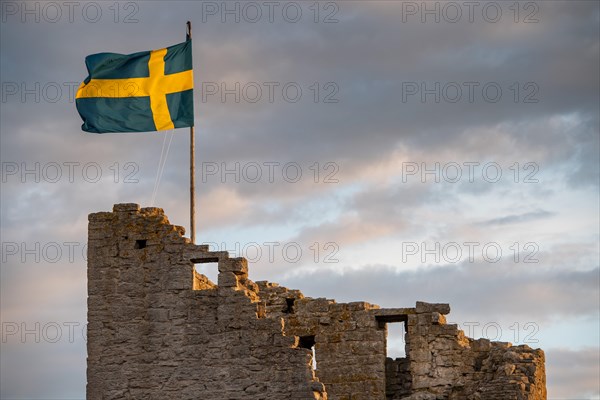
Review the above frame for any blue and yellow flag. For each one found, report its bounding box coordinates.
[76,40,194,133]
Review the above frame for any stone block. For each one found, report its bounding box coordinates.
[140,207,164,216]
[416,301,451,315]
[218,271,240,288]
[112,203,140,213]
[218,257,248,276]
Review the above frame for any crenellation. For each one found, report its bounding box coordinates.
[87,204,546,400]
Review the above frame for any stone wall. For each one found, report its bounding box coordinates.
[87,204,546,400]
[403,303,546,400]
[87,204,324,400]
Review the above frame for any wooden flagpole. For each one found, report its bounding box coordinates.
[187,21,196,244]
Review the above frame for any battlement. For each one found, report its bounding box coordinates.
[87,204,546,400]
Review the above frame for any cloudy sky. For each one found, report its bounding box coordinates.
[1,1,598,398]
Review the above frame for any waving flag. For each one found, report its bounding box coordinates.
[76,40,194,133]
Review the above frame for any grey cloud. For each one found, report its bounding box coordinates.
[2,1,598,175]
[546,347,600,399]
[478,210,555,226]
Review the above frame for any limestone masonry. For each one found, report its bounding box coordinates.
[87,204,547,400]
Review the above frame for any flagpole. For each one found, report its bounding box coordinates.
[187,21,196,244]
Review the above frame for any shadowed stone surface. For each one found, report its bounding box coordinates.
[87,204,546,400]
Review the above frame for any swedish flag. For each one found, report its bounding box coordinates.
[76,40,194,133]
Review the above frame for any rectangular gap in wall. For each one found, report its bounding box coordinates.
[193,262,218,290]
[385,321,411,399]
[298,335,316,349]
[284,298,296,314]
[298,335,317,370]
[386,321,407,359]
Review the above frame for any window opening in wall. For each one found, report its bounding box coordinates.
[194,262,218,283]
[387,321,407,359]
[379,317,411,399]
[193,262,218,290]
[284,298,296,314]
[134,239,147,249]
[299,335,317,370]
[299,335,315,349]
[375,315,408,359]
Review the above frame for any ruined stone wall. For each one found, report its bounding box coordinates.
[255,282,391,399]
[87,204,324,400]
[251,284,546,400]
[402,302,546,400]
[87,204,546,400]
